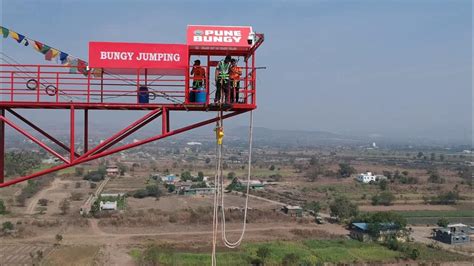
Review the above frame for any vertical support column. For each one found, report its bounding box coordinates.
[36,66,41,103]
[0,109,4,184]
[185,54,190,104]
[244,58,248,104]
[206,54,211,105]
[166,109,170,133]
[252,53,256,106]
[70,105,75,162]
[162,107,167,134]
[100,69,104,104]
[84,109,89,153]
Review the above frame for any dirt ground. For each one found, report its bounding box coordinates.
[359,204,457,212]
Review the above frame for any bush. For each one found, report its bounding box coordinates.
[256,246,270,264]
[282,253,300,266]
[227,172,236,180]
[83,171,104,182]
[437,217,449,227]
[90,182,97,189]
[2,221,14,231]
[0,199,6,214]
[337,163,356,178]
[329,196,359,220]
[379,179,388,190]
[133,189,149,199]
[38,198,48,206]
[59,199,70,215]
[371,191,395,206]
[429,191,460,205]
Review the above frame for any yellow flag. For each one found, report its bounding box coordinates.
[51,48,60,59]
[9,31,19,41]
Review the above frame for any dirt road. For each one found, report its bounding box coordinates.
[25,178,65,214]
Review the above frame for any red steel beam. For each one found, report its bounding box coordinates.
[91,110,162,155]
[0,115,69,164]
[81,108,162,158]
[6,109,80,158]
[0,110,245,187]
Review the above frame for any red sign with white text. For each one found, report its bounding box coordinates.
[187,25,253,48]
[89,42,188,74]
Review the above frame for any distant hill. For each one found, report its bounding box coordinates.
[225,127,365,146]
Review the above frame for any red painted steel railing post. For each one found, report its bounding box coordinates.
[70,105,75,162]
[84,109,88,153]
[136,69,140,104]
[10,72,14,102]
[245,59,248,104]
[36,65,40,102]
[56,72,59,103]
[87,69,91,103]
[0,109,4,184]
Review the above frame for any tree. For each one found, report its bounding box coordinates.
[0,199,6,214]
[304,201,321,214]
[198,171,204,180]
[329,196,359,220]
[401,171,409,176]
[337,163,356,178]
[145,185,162,198]
[417,152,424,159]
[227,172,236,180]
[117,163,128,176]
[167,184,176,193]
[371,191,395,206]
[2,221,14,231]
[428,169,444,184]
[181,171,192,181]
[205,157,211,164]
[38,198,48,206]
[55,234,63,244]
[256,246,271,265]
[437,217,449,227]
[379,179,388,190]
[59,199,70,215]
[269,165,275,171]
[382,170,392,180]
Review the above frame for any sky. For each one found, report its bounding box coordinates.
[0,0,472,144]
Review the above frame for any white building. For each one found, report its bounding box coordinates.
[106,166,120,177]
[99,201,117,211]
[356,172,386,183]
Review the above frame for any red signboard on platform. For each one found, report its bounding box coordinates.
[187,25,253,49]
[89,42,188,75]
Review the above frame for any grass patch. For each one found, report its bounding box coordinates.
[43,245,99,266]
[131,239,470,265]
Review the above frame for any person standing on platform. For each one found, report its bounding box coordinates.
[229,59,242,103]
[215,55,231,103]
[190,60,206,102]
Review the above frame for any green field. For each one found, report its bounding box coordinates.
[129,239,470,265]
[394,210,474,225]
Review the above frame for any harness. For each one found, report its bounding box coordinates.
[217,60,230,80]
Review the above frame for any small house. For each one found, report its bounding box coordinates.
[106,166,120,177]
[99,201,117,211]
[238,179,265,190]
[350,222,402,242]
[356,172,386,183]
[433,223,471,245]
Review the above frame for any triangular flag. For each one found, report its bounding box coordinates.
[40,44,51,55]
[59,52,69,64]
[33,41,43,52]
[9,31,19,41]
[23,38,29,46]
[16,33,25,43]
[68,59,78,73]
[1,27,9,38]
[50,48,60,59]
[92,68,103,78]
[45,49,53,61]
[77,59,88,75]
